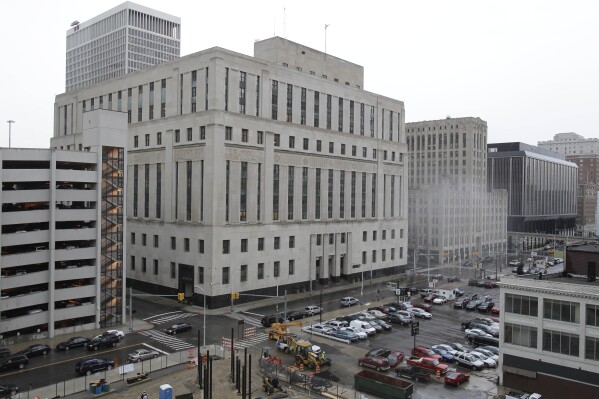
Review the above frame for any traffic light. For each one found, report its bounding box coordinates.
[178,292,184,302]
[230,292,240,300]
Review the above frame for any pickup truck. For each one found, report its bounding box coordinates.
[506,392,543,399]
[406,356,449,375]
[395,365,430,382]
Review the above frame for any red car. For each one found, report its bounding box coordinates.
[424,294,438,303]
[413,303,432,311]
[358,355,390,372]
[444,371,470,386]
[411,346,441,361]
[368,305,390,314]
[386,351,405,368]
[490,306,500,315]
[484,281,498,289]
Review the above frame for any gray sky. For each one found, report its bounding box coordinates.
[1,0,597,149]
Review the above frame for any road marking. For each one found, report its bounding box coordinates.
[143,310,183,321]
[231,333,269,349]
[139,330,195,351]
[227,312,262,327]
[142,342,170,356]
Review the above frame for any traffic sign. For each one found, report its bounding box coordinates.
[410,321,420,336]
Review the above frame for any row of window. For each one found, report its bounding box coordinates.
[363,229,402,242]
[505,294,595,325]
[361,248,403,263]
[131,232,205,253]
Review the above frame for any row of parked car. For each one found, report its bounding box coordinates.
[453,293,499,313]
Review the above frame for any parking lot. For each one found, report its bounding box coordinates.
[265,278,501,398]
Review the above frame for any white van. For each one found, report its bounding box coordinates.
[349,320,376,336]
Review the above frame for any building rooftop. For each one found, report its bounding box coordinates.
[499,273,599,299]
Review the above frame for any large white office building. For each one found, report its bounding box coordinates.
[66,1,180,92]
[538,132,599,156]
[1,110,126,340]
[406,117,508,265]
[53,37,409,308]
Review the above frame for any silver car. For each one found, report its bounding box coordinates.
[128,348,160,362]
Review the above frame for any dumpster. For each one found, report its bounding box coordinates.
[354,369,413,399]
[88,383,102,394]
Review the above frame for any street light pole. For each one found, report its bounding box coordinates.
[195,286,207,347]
[7,120,15,148]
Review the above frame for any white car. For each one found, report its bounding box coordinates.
[432,344,458,356]
[341,326,367,340]
[365,309,387,319]
[465,328,492,339]
[475,348,499,362]
[433,296,448,304]
[341,297,359,307]
[409,308,432,319]
[325,319,348,329]
[304,305,323,315]
[353,312,376,321]
[470,351,497,368]
[302,324,332,335]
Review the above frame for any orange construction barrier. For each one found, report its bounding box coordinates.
[299,363,304,372]
[315,364,321,373]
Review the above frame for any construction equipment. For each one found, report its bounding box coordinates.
[275,334,331,369]
[262,374,286,396]
[268,322,303,341]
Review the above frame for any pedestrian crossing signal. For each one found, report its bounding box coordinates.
[178,292,185,302]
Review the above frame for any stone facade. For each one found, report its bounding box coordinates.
[538,132,599,156]
[53,37,408,308]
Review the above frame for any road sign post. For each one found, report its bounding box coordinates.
[410,321,420,349]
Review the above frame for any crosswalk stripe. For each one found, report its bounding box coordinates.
[143,311,183,321]
[139,330,195,351]
[150,313,194,324]
[232,333,269,349]
[228,313,263,327]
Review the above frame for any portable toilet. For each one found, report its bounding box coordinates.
[159,384,173,399]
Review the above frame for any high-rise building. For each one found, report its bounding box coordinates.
[566,154,599,235]
[66,1,180,92]
[406,117,507,266]
[538,132,599,156]
[53,37,408,309]
[1,110,126,339]
[487,142,577,248]
[499,245,599,398]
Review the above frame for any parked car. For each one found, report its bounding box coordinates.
[454,288,465,297]
[340,297,359,307]
[369,319,392,331]
[444,371,470,386]
[16,344,51,357]
[387,313,411,326]
[454,298,469,309]
[75,358,115,376]
[484,281,498,289]
[56,337,91,351]
[128,349,160,362]
[409,308,432,319]
[86,334,119,351]
[432,344,458,356]
[466,300,483,311]
[105,329,125,340]
[480,346,500,356]
[365,349,404,368]
[470,351,497,368]
[447,276,461,282]
[365,309,387,319]
[465,328,493,339]
[0,348,10,360]
[0,384,19,397]
[491,306,500,315]
[287,310,308,320]
[165,323,192,335]
[454,352,484,370]
[412,303,432,311]
[477,301,495,313]
[340,326,367,340]
[330,329,358,342]
[325,320,348,329]
[470,335,499,347]
[368,305,390,314]
[448,342,468,353]
[261,314,285,327]
[304,305,323,315]
[424,294,438,303]
[431,347,454,362]
[433,296,448,305]
[475,348,499,362]
[411,346,441,361]
[0,355,28,372]
[358,355,390,372]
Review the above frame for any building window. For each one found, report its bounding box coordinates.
[341,144,346,155]
[585,336,599,360]
[363,231,367,242]
[240,162,247,221]
[329,142,334,154]
[542,329,579,356]
[326,94,332,129]
[505,294,538,316]
[373,231,377,241]
[586,305,599,326]
[315,168,321,219]
[186,127,192,142]
[242,129,248,143]
[156,164,162,218]
[360,103,365,135]
[303,138,309,150]
[289,236,295,249]
[186,161,192,220]
[256,76,260,116]
[199,239,204,253]
[349,100,354,133]
[170,262,176,278]
[134,136,139,148]
[338,97,344,131]
[543,299,579,323]
[329,234,334,245]
[317,234,322,245]
[154,260,159,275]
[223,240,230,254]
[240,265,247,282]
[327,169,334,218]
[191,71,197,113]
[142,234,147,246]
[239,71,246,114]
[273,165,279,220]
[200,126,206,140]
[370,106,375,136]
[504,323,538,348]
[225,126,232,140]
[286,84,293,122]
[175,129,180,143]
[145,134,150,146]
[274,261,280,277]
[300,87,306,125]
[274,134,280,147]
[258,263,264,279]
[225,161,230,222]
[382,230,386,240]
[142,257,147,273]
[371,174,376,217]
[184,238,190,252]
[157,132,162,145]
[161,79,166,117]
[153,235,159,248]
[257,131,264,144]
[224,67,229,111]
[372,250,377,263]
[138,85,143,121]
[302,167,308,219]
[131,232,136,245]
[258,237,264,251]
[131,255,135,270]
[171,236,176,250]
[241,238,248,252]
[289,136,295,149]
[288,166,294,219]
[392,248,396,260]
[316,140,322,152]
[198,266,204,283]
[288,260,295,275]
[271,80,278,120]
[382,249,386,261]
[362,251,367,264]
[361,173,366,218]
[339,171,345,218]
[274,236,280,250]
[362,147,367,158]
[223,267,230,284]
[314,91,320,127]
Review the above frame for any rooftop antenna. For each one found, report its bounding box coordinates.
[325,24,330,56]
[283,0,287,38]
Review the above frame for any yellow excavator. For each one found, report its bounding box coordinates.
[268,322,303,341]
[276,334,331,369]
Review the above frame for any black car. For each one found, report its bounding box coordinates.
[478,301,495,313]
[261,314,285,327]
[287,310,308,321]
[470,335,499,347]
[165,323,192,335]
[0,348,10,360]
[0,355,28,372]
[468,278,477,286]
[86,334,119,351]
[16,344,51,358]
[466,300,483,311]
[75,358,115,376]
[57,337,91,351]
[0,384,19,397]
[370,319,392,331]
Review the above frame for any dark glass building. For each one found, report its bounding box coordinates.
[487,142,577,236]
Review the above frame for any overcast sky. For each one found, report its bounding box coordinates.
[1,0,597,149]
